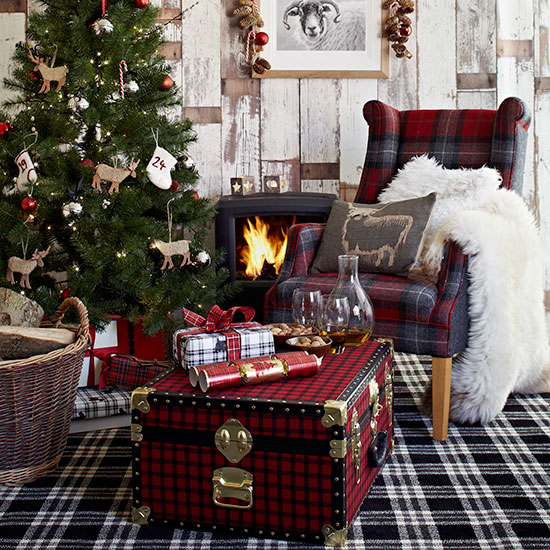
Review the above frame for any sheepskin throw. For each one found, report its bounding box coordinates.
[382,156,550,424]
[310,194,436,275]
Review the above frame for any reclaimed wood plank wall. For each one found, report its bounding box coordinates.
[2,0,550,299]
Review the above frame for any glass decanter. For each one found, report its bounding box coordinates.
[327,254,374,346]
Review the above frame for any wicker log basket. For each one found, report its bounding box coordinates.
[0,297,90,486]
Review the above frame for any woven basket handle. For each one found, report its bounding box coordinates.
[52,297,90,341]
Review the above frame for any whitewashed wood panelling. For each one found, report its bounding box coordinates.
[3,0,550,302]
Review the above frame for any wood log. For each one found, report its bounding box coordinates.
[0,288,44,327]
[0,326,76,360]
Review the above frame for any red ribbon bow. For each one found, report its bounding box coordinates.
[182,305,255,333]
[178,305,257,364]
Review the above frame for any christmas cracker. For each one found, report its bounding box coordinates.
[196,351,320,393]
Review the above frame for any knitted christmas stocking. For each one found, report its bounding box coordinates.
[15,149,37,192]
[146,146,177,190]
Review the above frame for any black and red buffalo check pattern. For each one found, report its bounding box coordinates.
[2,351,550,549]
[133,341,392,542]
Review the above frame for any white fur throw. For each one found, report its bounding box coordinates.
[381,156,550,424]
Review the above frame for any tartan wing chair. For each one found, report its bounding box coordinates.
[264,97,531,440]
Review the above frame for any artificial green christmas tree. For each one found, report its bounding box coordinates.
[0,0,232,346]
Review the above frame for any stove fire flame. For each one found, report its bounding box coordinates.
[240,216,290,280]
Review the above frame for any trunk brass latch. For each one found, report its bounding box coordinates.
[212,467,253,510]
[214,418,253,463]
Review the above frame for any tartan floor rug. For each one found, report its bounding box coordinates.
[1,353,549,550]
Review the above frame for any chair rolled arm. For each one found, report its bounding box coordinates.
[429,242,469,328]
[279,223,326,280]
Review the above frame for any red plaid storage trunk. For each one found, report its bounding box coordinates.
[131,340,394,546]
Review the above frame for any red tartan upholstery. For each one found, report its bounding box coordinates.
[264,98,530,361]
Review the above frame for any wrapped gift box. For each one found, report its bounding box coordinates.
[99,353,172,389]
[173,305,274,369]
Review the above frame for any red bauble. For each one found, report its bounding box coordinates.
[255,32,269,46]
[79,158,95,169]
[0,121,13,136]
[21,196,38,213]
[61,288,71,299]
[400,25,412,37]
[169,179,180,193]
[135,0,149,7]
[160,75,173,90]
[191,191,199,200]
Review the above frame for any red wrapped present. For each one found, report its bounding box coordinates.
[116,316,166,361]
[173,305,274,369]
[99,353,172,389]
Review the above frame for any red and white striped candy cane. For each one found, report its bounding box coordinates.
[119,60,128,100]
[245,29,256,61]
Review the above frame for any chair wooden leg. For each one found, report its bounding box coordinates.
[432,357,452,441]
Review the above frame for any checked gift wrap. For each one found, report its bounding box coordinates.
[173,305,275,369]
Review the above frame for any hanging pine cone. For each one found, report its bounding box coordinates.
[234,6,252,16]
[253,57,271,75]
[239,14,257,28]
[398,0,415,14]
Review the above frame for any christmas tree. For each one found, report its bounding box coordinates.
[0,0,232,346]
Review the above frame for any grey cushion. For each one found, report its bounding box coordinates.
[310,194,436,275]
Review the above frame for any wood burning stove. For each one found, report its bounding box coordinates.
[215,192,337,318]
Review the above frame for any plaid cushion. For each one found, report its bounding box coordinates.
[72,385,131,420]
[355,97,531,203]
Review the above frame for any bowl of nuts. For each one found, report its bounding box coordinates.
[284,335,333,357]
[264,323,318,347]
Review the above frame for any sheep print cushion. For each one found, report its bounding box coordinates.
[310,194,436,275]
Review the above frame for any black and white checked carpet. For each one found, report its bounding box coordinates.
[1,353,549,549]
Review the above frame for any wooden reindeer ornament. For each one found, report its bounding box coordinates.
[28,47,68,94]
[92,158,140,195]
[150,239,192,270]
[6,246,51,289]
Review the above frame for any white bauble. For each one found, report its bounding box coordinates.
[92,18,114,35]
[195,251,211,266]
[62,201,83,218]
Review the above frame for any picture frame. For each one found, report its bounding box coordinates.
[253,0,389,78]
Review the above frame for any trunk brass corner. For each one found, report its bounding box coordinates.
[322,400,348,427]
[132,506,151,525]
[322,524,348,547]
[131,387,155,414]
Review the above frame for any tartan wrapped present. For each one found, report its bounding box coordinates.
[72,385,131,420]
[99,353,172,390]
[173,305,275,369]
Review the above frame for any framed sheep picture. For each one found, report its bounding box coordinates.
[253,0,389,78]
